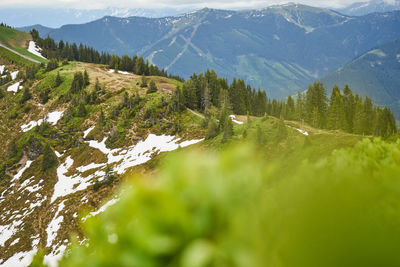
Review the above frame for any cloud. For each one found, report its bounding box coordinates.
[0,0,362,9]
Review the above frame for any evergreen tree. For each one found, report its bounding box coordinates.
[42,144,57,172]
[77,103,87,117]
[353,95,365,135]
[141,76,148,88]
[276,116,288,141]
[39,88,50,104]
[55,72,62,87]
[147,80,158,94]
[328,85,344,130]
[222,115,234,143]
[98,109,105,125]
[343,85,355,133]
[206,117,219,139]
[83,70,90,87]
[286,95,295,120]
[20,87,32,104]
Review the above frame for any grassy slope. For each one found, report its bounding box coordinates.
[0,26,47,63]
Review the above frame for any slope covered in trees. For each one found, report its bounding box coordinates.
[174,70,397,137]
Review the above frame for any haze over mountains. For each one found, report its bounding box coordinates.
[337,0,400,16]
[19,4,400,101]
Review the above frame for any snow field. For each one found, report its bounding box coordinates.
[27,41,46,59]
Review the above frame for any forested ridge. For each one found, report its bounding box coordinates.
[30,28,397,138]
[175,71,397,137]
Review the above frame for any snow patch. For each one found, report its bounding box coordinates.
[50,157,74,203]
[11,71,19,80]
[12,160,33,182]
[7,81,23,93]
[27,41,46,59]
[230,115,244,125]
[0,219,23,246]
[108,69,115,73]
[117,70,130,75]
[397,54,400,63]
[43,244,67,267]
[82,197,119,222]
[87,134,204,175]
[76,163,105,173]
[83,126,95,138]
[0,65,5,75]
[46,201,65,247]
[0,249,37,267]
[21,111,64,132]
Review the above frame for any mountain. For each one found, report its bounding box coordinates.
[3,7,192,28]
[1,25,398,267]
[322,39,400,117]
[22,4,400,99]
[18,24,54,37]
[337,0,400,16]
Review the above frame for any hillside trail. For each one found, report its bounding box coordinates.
[0,42,41,64]
[188,108,205,119]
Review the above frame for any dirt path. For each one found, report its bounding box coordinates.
[0,42,41,64]
[188,109,205,119]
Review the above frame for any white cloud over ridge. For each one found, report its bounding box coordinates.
[0,0,365,10]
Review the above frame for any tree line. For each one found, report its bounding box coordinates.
[30,29,183,81]
[172,70,397,137]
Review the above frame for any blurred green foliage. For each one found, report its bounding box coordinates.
[58,138,400,267]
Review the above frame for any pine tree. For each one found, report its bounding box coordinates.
[20,87,32,104]
[42,144,57,172]
[141,76,148,88]
[286,95,295,120]
[343,85,355,133]
[276,116,288,141]
[206,117,219,139]
[98,109,105,125]
[55,72,62,87]
[328,85,344,130]
[39,88,50,104]
[222,115,234,143]
[353,95,365,135]
[147,80,158,94]
[77,103,87,117]
[83,70,90,87]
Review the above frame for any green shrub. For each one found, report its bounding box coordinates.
[60,138,400,267]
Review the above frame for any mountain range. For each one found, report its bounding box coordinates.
[337,0,400,16]
[19,4,400,100]
[322,39,400,116]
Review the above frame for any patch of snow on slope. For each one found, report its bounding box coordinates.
[46,201,65,247]
[397,54,400,63]
[21,111,64,132]
[82,197,119,222]
[288,126,309,136]
[27,41,46,59]
[51,157,74,203]
[0,219,23,246]
[230,115,244,125]
[179,139,204,147]
[11,71,19,80]
[0,249,37,267]
[0,65,5,75]
[83,126,95,138]
[12,160,33,182]
[108,69,115,73]
[117,70,130,75]
[76,163,105,173]
[87,134,204,175]
[43,244,67,267]
[7,81,23,93]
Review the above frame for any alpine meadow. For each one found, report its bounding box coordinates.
[0,1,400,267]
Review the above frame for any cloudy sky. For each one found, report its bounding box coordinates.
[0,0,369,9]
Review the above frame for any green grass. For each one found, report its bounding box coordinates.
[0,46,37,67]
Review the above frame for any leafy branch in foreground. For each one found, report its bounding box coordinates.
[56,138,400,267]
